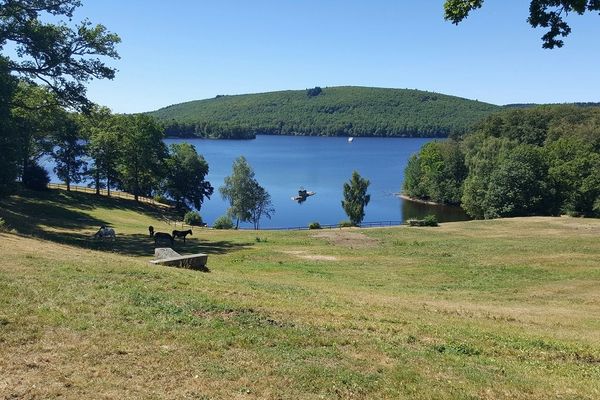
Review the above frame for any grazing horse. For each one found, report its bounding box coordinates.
[148,225,174,246]
[172,229,192,243]
[94,226,116,241]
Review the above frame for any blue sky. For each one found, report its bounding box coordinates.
[73,0,600,113]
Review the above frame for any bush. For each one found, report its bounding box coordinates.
[213,215,234,229]
[408,214,439,227]
[22,163,49,191]
[422,215,439,226]
[338,220,355,228]
[0,218,7,232]
[184,211,203,226]
[308,221,321,229]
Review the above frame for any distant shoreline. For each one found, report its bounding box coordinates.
[397,193,443,206]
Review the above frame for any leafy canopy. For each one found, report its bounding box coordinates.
[342,171,371,226]
[0,0,121,108]
[444,0,600,48]
[163,143,214,210]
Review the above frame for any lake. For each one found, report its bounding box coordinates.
[44,135,469,228]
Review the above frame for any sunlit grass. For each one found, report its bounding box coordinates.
[0,189,599,399]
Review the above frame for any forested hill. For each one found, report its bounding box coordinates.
[147,86,500,139]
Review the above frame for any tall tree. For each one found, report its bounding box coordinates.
[0,0,120,194]
[80,106,121,195]
[342,171,371,226]
[248,183,274,230]
[219,156,257,228]
[0,58,18,195]
[163,143,214,210]
[51,112,85,191]
[0,0,121,108]
[10,82,61,181]
[444,0,600,48]
[117,114,167,201]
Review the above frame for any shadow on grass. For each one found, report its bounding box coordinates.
[42,232,252,257]
[0,189,252,257]
[4,188,184,223]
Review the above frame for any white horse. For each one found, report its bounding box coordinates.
[94,226,116,241]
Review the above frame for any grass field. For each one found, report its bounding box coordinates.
[1,189,599,399]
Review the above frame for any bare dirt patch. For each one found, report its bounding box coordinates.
[310,230,378,248]
[282,250,338,261]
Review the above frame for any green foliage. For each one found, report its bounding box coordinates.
[444,0,600,49]
[308,221,322,229]
[219,157,273,229]
[219,156,256,228]
[22,162,49,191]
[0,59,18,195]
[406,106,600,219]
[51,113,86,191]
[116,114,167,201]
[149,86,499,139]
[183,211,203,226]
[0,0,121,108]
[408,215,439,227]
[338,220,355,228]
[306,86,322,97]
[248,183,274,230]
[212,215,234,230]
[163,143,214,210]
[0,217,7,232]
[342,171,371,226]
[422,215,439,226]
[402,140,466,204]
[80,106,122,195]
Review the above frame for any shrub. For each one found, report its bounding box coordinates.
[408,215,439,227]
[422,215,439,226]
[308,221,321,229]
[22,163,49,191]
[338,220,355,228]
[184,211,203,226]
[213,215,234,229]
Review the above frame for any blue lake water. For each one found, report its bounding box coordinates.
[44,135,469,228]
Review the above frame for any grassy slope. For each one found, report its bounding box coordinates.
[1,189,599,399]
[148,86,500,137]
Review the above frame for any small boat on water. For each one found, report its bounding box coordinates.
[348,137,354,143]
[291,187,316,202]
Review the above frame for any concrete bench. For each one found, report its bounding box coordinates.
[149,248,208,271]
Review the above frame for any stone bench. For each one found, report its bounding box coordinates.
[149,248,208,271]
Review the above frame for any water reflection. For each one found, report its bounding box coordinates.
[401,199,471,223]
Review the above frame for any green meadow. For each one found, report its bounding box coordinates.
[1,189,599,399]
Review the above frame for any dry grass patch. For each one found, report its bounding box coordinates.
[282,250,339,261]
[310,229,379,248]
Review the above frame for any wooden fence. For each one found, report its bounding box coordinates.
[46,183,172,208]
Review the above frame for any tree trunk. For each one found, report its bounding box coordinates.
[95,170,100,195]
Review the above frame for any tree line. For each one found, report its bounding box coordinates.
[149,86,500,140]
[5,82,214,208]
[403,106,600,218]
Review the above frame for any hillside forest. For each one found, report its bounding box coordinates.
[403,106,600,218]
[148,86,501,139]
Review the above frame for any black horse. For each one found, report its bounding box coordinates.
[148,226,174,246]
[172,229,193,243]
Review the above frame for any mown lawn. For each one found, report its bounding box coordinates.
[0,189,599,399]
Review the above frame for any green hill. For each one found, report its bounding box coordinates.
[148,86,500,139]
